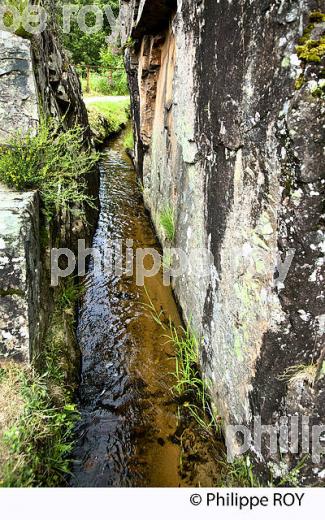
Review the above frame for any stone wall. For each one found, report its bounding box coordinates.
[121,0,325,483]
[0,26,95,363]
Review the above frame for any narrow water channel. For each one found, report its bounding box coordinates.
[70,132,220,487]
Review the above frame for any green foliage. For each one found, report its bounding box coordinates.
[58,0,120,65]
[2,0,38,38]
[57,278,85,311]
[168,323,221,435]
[78,48,128,96]
[0,271,87,487]
[123,128,134,150]
[0,118,98,219]
[143,286,221,436]
[123,36,135,49]
[221,456,261,487]
[0,365,79,487]
[160,206,176,242]
[81,71,128,96]
[170,324,200,397]
[88,98,130,136]
[296,12,325,63]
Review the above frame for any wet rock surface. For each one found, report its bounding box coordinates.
[121,0,325,483]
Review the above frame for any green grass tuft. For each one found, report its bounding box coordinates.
[0,363,79,488]
[160,206,176,242]
[57,278,85,312]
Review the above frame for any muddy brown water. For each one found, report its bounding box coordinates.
[70,133,220,487]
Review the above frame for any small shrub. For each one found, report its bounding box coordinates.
[0,118,99,219]
[160,206,175,241]
[80,72,129,97]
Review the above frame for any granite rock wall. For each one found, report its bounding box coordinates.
[121,0,325,483]
[0,23,95,363]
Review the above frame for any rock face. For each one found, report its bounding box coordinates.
[0,32,39,142]
[121,0,325,483]
[0,26,94,363]
[0,187,40,361]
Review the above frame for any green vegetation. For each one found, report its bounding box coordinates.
[81,71,128,96]
[57,278,86,311]
[79,48,128,97]
[143,288,219,434]
[59,0,119,65]
[0,118,98,219]
[58,0,128,96]
[0,361,79,487]
[296,12,325,63]
[123,37,135,49]
[221,456,261,487]
[0,265,85,487]
[160,206,176,242]
[88,98,130,130]
[123,128,134,150]
[142,286,167,330]
[296,37,325,63]
[143,291,264,486]
[2,0,36,38]
[169,324,221,435]
[294,12,325,97]
[87,98,130,143]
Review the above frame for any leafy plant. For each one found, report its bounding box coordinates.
[0,364,79,487]
[57,278,85,312]
[0,118,98,219]
[221,456,261,487]
[168,323,221,435]
[2,0,37,38]
[160,206,176,242]
[142,286,167,329]
[59,0,120,65]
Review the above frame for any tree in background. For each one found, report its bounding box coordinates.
[58,0,119,66]
[55,0,128,96]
